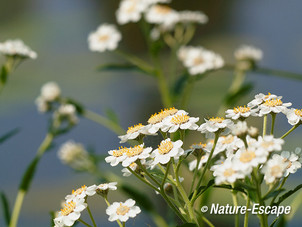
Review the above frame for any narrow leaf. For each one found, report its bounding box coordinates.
[1,191,11,225]
[263,189,285,201]
[19,157,40,191]
[0,65,8,84]
[189,179,215,200]
[0,128,20,145]
[224,82,254,106]
[98,63,141,72]
[105,108,119,125]
[274,184,302,206]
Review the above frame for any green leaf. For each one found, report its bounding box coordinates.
[19,157,40,191]
[213,184,247,195]
[0,128,20,145]
[105,108,119,125]
[97,63,142,72]
[0,65,8,85]
[274,184,302,206]
[120,184,155,212]
[176,223,198,227]
[189,179,215,200]
[263,189,285,201]
[224,82,254,106]
[1,191,11,225]
[172,74,189,97]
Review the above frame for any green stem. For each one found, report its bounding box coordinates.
[270,113,276,135]
[161,161,171,188]
[127,167,159,192]
[189,156,201,194]
[232,187,239,227]
[280,124,300,139]
[86,205,97,227]
[156,69,173,107]
[180,76,196,109]
[244,196,250,227]
[78,218,93,227]
[263,115,268,137]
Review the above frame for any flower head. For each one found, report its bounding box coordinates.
[106,199,141,222]
[95,182,118,197]
[247,92,277,108]
[65,185,97,202]
[162,111,199,133]
[118,123,151,143]
[198,117,233,134]
[178,11,208,24]
[261,154,287,184]
[280,151,301,177]
[105,147,128,166]
[145,4,179,28]
[258,97,291,116]
[225,105,257,120]
[286,108,302,126]
[116,0,147,24]
[121,144,152,167]
[0,39,37,59]
[234,45,263,62]
[88,24,121,52]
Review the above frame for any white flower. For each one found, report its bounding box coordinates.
[40,82,61,102]
[56,104,78,124]
[178,11,208,24]
[88,24,121,52]
[121,159,149,177]
[161,111,199,133]
[116,0,147,25]
[54,197,87,227]
[258,97,291,116]
[0,39,37,59]
[216,135,241,155]
[231,121,248,137]
[118,123,151,143]
[96,182,118,193]
[198,117,233,133]
[121,144,152,167]
[261,154,287,184]
[145,4,179,28]
[225,106,257,120]
[234,45,263,62]
[256,135,284,155]
[146,107,179,134]
[58,141,94,171]
[286,108,302,125]
[280,151,301,177]
[65,185,97,202]
[178,46,224,75]
[105,147,127,166]
[213,157,245,185]
[188,153,209,171]
[106,199,141,222]
[151,139,184,166]
[247,92,277,108]
[35,96,48,113]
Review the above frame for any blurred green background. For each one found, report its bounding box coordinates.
[1,0,302,226]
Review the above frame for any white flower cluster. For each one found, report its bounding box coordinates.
[0,39,37,59]
[234,45,263,62]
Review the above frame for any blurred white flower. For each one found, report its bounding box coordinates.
[0,39,37,59]
[56,104,78,124]
[234,45,263,62]
[145,4,179,28]
[106,199,141,222]
[178,46,224,75]
[231,121,248,137]
[256,135,284,155]
[188,153,209,171]
[40,81,61,102]
[116,0,147,24]
[198,117,233,134]
[58,141,95,171]
[286,108,302,126]
[88,24,122,52]
[54,197,87,227]
[261,154,287,184]
[280,151,301,177]
[178,11,208,24]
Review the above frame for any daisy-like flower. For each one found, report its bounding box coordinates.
[116,0,147,25]
[198,117,233,134]
[105,147,128,166]
[54,197,87,227]
[95,182,118,197]
[65,185,97,202]
[58,141,95,171]
[213,157,245,185]
[178,46,224,75]
[256,135,284,154]
[88,24,121,52]
[217,135,241,155]
[161,111,199,133]
[247,92,277,108]
[225,105,257,120]
[118,123,151,143]
[261,154,287,184]
[151,138,184,166]
[234,45,263,62]
[280,151,301,177]
[145,4,179,28]
[106,199,141,222]
[39,81,61,102]
[286,108,302,126]
[178,11,208,24]
[258,97,292,116]
[0,39,37,59]
[146,107,180,134]
[121,144,152,167]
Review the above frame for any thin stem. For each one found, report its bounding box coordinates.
[202,216,215,227]
[280,124,300,139]
[8,190,25,227]
[137,161,161,187]
[86,205,97,227]
[180,76,196,109]
[263,115,268,137]
[122,222,125,227]
[127,167,159,192]
[161,161,171,188]
[244,196,250,227]
[156,69,173,107]
[270,113,276,135]
[189,156,201,194]
[232,187,239,227]
[78,218,93,227]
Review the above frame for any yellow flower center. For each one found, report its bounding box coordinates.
[154,5,172,14]
[193,56,204,65]
[260,141,274,149]
[171,114,190,124]
[221,136,234,144]
[125,146,144,157]
[72,185,87,195]
[283,158,292,169]
[209,117,224,123]
[127,123,144,134]
[271,165,282,177]
[223,168,235,177]
[264,92,272,99]
[233,106,251,114]
[158,140,173,155]
[294,109,302,117]
[61,201,76,216]
[116,204,130,216]
[264,99,283,107]
[239,150,256,163]
[148,108,178,124]
[99,34,109,42]
[112,147,127,157]
[126,1,136,13]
